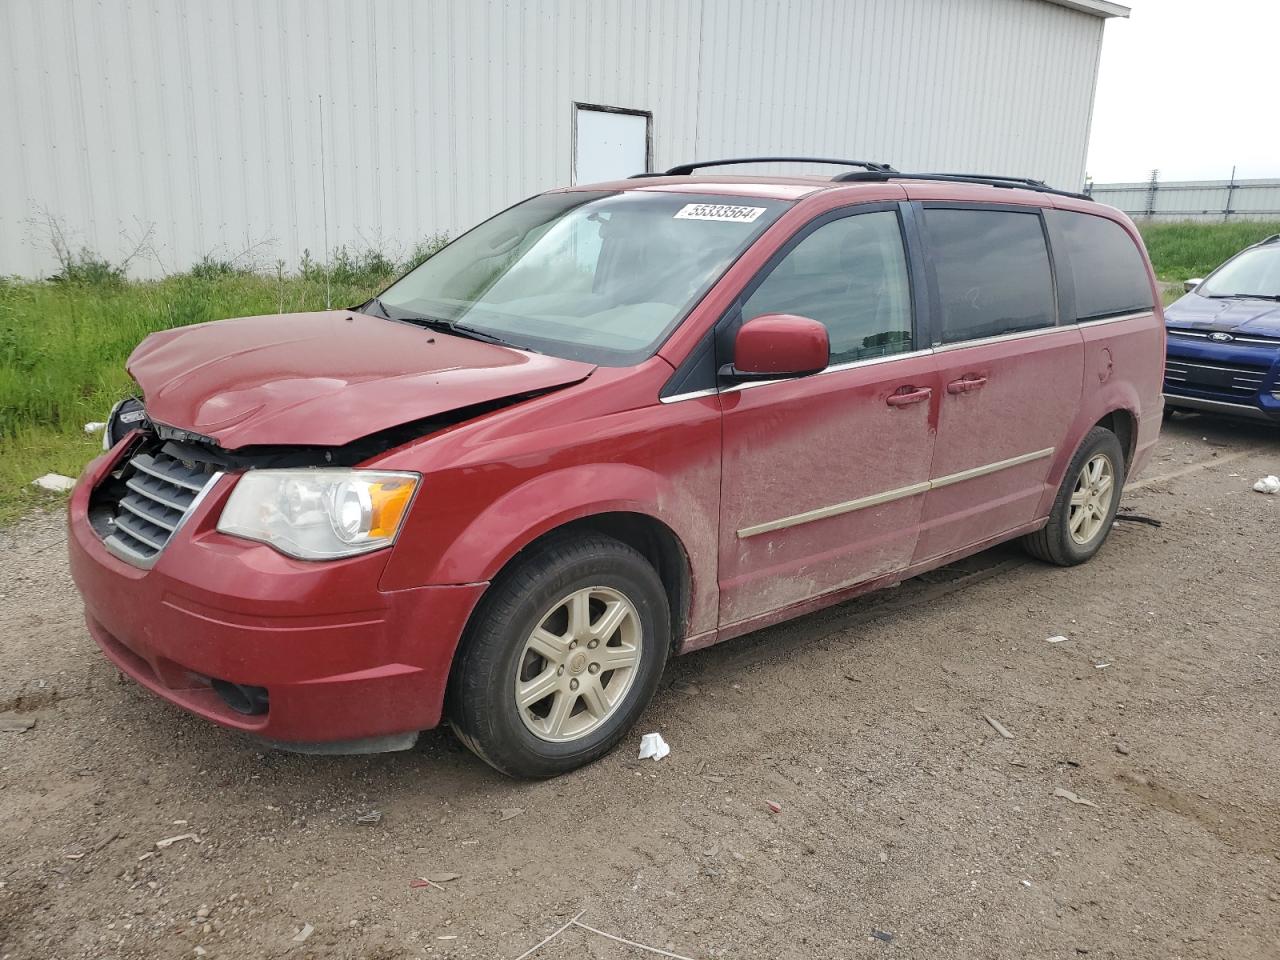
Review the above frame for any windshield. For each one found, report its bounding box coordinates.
[1199,245,1280,299]
[376,191,790,364]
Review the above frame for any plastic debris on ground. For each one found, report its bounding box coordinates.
[355,810,382,824]
[32,473,76,493]
[1253,475,1280,494]
[1053,787,1098,808]
[765,800,782,814]
[637,732,670,761]
[154,832,201,849]
[1046,635,1069,643]
[83,421,106,434]
[291,923,315,943]
[982,714,1015,739]
[499,807,524,822]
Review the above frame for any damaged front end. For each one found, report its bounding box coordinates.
[89,390,554,568]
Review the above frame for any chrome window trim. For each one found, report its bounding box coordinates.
[737,448,1055,538]
[933,323,1072,353]
[658,388,718,404]
[1075,310,1153,328]
[718,348,936,395]
[663,309,1156,404]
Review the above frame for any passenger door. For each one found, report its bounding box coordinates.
[910,204,1084,563]
[717,205,941,627]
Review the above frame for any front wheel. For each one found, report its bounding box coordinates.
[447,534,670,778]
[1022,426,1125,566]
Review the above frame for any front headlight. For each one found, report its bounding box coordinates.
[216,469,420,560]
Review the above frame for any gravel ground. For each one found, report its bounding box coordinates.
[1,413,1278,960]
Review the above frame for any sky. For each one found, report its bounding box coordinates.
[1086,0,1280,184]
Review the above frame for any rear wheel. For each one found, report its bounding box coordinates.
[447,534,669,778]
[1022,426,1125,566]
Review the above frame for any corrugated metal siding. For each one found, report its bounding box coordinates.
[1088,179,1280,221]
[0,0,1105,278]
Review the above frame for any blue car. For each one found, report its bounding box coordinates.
[1163,234,1280,422]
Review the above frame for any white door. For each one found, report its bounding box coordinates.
[573,105,650,184]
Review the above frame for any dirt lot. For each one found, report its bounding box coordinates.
[1,414,1278,960]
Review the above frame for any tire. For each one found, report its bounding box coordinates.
[447,533,670,778]
[1022,426,1126,566]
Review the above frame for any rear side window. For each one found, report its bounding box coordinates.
[923,208,1056,344]
[1050,211,1154,320]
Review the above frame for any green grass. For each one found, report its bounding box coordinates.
[1137,220,1280,283]
[0,220,1275,523]
[0,240,448,523]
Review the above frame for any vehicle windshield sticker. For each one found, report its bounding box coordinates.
[673,203,767,223]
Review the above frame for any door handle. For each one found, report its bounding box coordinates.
[947,376,988,395]
[886,386,932,407]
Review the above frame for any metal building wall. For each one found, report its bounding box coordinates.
[0,0,1106,278]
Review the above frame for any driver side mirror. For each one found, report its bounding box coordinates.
[725,314,830,380]
[1184,278,1203,293]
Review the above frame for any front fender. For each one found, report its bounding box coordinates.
[381,462,721,638]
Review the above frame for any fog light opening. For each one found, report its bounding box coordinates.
[210,679,269,716]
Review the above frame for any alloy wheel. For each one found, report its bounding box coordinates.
[514,586,643,742]
[1068,453,1115,545]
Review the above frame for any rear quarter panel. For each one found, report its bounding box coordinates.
[1044,197,1166,497]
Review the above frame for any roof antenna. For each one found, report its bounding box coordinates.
[318,94,332,311]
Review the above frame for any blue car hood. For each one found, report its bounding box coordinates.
[1165,293,1280,336]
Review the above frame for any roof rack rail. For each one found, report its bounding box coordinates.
[831,167,1092,201]
[634,157,899,178]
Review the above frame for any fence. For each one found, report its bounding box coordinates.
[1084,174,1280,221]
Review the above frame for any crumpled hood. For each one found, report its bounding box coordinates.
[1165,293,1280,336]
[127,310,595,449]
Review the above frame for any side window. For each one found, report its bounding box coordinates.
[741,211,913,365]
[1051,211,1154,320]
[923,208,1056,344]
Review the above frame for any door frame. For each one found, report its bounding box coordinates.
[570,102,653,184]
[711,200,935,380]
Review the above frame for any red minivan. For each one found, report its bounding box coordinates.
[68,159,1164,777]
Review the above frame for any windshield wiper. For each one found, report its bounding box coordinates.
[360,296,395,319]
[357,297,532,350]
[1206,293,1280,301]
[392,311,536,352]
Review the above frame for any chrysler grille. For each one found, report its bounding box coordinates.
[102,450,217,565]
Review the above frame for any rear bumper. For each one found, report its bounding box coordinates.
[67,450,486,749]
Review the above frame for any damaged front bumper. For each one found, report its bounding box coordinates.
[67,445,486,751]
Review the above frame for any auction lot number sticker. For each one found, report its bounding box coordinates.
[673,203,767,223]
